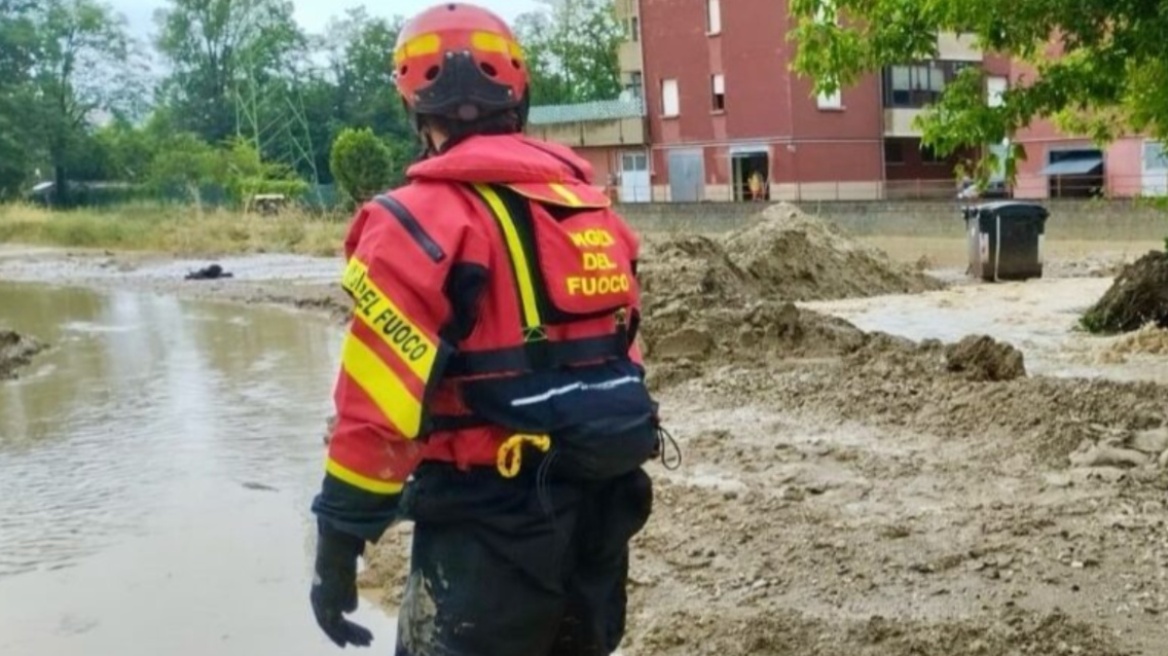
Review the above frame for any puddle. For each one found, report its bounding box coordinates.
[802,277,1168,384]
[0,282,396,655]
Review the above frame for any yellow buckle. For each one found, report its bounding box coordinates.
[496,434,551,479]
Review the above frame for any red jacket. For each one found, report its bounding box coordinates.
[316,134,644,539]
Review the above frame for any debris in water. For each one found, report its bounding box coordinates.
[185,264,234,281]
[0,329,48,380]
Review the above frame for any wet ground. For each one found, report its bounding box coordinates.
[3,241,1167,656]
[0,281,395,655]
[803,274,1168,384]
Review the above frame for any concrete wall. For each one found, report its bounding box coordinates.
[615,199,1168,242]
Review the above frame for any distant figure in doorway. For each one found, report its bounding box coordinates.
[748,170,766,201]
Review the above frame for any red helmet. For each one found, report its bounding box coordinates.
[393,3,530,124]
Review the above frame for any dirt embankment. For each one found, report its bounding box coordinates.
[637,204,944,387]
[0,330,47,379]
[1082,250,1168,334]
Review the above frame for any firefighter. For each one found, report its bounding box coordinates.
[308,3,669,655]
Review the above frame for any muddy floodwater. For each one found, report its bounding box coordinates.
[804,275,1168,384]
[0,282,395,655]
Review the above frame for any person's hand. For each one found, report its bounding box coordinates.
[310,523,374,648]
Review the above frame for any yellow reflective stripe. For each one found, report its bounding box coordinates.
[341,333,422,438]
[326,457,404,495]
[342,257,438,382]
[395,33,441,65]
[471,31,508,54]
[549,183,583,207]
[471,31,523,61]
[473,184,542,330]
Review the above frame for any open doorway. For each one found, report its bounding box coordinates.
[732,150,769,201]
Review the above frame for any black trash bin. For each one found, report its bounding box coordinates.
[961,201,1049,281]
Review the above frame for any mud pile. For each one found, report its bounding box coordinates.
[638,235,758,312]
[720,203,944,301]
[0,330,47,379]
[695,346,1168,467]
[1081,250,1168,334]
[637,205,945,379]
[944,334,1027,381]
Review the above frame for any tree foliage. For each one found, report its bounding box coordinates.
[789,0,1168,183]
[154,0,305,144]
[0,0,624,207]
[329,128,397,205]
[0,0,140,201]
[514,0,624,105]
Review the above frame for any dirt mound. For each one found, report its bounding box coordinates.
[644,302,867,361]
[944,334,1027,381]
[0,330,47,379]
[1081,250,1168,334]
[638,234,757,312]
[721,203,944,301]
[700,350,1168,468]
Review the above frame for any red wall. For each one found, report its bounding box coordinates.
[641,0,883,185]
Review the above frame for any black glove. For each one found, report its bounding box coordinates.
[310,522,374,648]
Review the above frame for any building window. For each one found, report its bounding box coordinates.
[884,141,904,165]
[1143,141,1168,171]
[707,0,721,34]
[711,74,725,111]
[630,16,640,42]
[883,61,973,108]
[661,78,679,117]
[627,71,644,101]
[986,76,1007,107]
[817,87,842,110]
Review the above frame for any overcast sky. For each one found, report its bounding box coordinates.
[110,0,543,41]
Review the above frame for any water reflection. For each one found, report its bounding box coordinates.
[0,282,396,655]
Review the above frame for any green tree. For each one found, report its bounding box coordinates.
[0,0,41,197]
[329,127,397,205]
[26,0,140,204]
[147,133,221,215]
[321,9,409,138]
[154,0,305,144]
[789,0,1168,184]
[91,117,159,183]
[514,0,624,105]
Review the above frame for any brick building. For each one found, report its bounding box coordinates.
[998,56,1168,199]
[609,0,1164,202]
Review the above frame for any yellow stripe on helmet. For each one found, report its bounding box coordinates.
[471,31,524,61]
[393,33,442,65]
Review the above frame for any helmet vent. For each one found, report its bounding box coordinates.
[511,58,521,70]
[480,62,498,78]
[425,66,440,81]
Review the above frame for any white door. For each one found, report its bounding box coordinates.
[620,151,650,203]
[1142,140,1168,196]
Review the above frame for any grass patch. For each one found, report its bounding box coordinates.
[0,203,349,257]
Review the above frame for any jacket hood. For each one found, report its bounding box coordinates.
[405,134,596,186]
